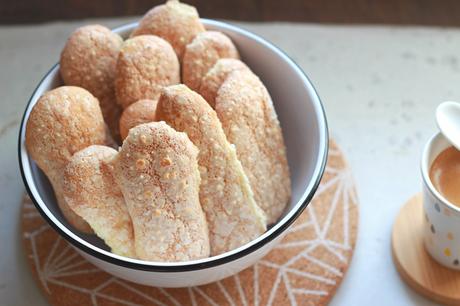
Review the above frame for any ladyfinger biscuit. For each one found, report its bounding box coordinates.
[182,31,239,92]
[215,70,291,224]
[25,86,111,232]
[63,145,135,258]
[115,35,180,109]
[119,99,158,141]
[111,122,210,261]
[198,58,249,108]
[157,85,266,255]
[131,0,205,60]
[60,25,123,142]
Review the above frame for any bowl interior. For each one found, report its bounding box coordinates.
[19,20,328,267]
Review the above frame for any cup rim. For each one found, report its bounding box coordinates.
[18,19,329,272]
[421,132,460,213]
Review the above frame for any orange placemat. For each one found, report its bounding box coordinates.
[21,139,358,306]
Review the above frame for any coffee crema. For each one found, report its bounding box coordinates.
[430,146,460,207]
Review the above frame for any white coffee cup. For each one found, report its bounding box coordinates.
[421,132,460,269]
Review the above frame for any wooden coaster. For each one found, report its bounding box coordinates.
[21,139,358,306]
[392,194,460,306]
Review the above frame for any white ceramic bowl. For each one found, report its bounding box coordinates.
[18,20,328,287]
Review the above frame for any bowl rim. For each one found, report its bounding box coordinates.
[18,19,329,272]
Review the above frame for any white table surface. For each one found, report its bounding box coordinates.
[2,17,458,306]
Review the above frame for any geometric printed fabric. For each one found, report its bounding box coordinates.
[22,140,358,306]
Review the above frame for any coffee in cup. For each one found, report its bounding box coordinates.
[429,146,460,207]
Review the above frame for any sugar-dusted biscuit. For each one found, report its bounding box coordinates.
[119,99,158,141]
[111,122,210,261]
[198,58,249,108]
[215,70,291,224]
[182,31,239,91]
[63,145,135,258]
[115,35,180,109]
[60,25,123,142]
[131,0,205,59]
[25,86,111,232]
[157,85,266,255]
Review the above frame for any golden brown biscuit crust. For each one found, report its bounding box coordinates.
[25,86,110,232]
[111,122,210,261]
[63,145,136,258]
[131,0,205,59]
[182,31,239,91]
[119,99,158,141]
[60,25,123,142]
[215,70,291,224]
[157,85,266,255]
[198,58,249,108]
[115,35,180,109]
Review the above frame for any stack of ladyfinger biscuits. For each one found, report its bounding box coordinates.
[25,0,291,261]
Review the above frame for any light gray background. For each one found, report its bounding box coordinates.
[1,17,456,305]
